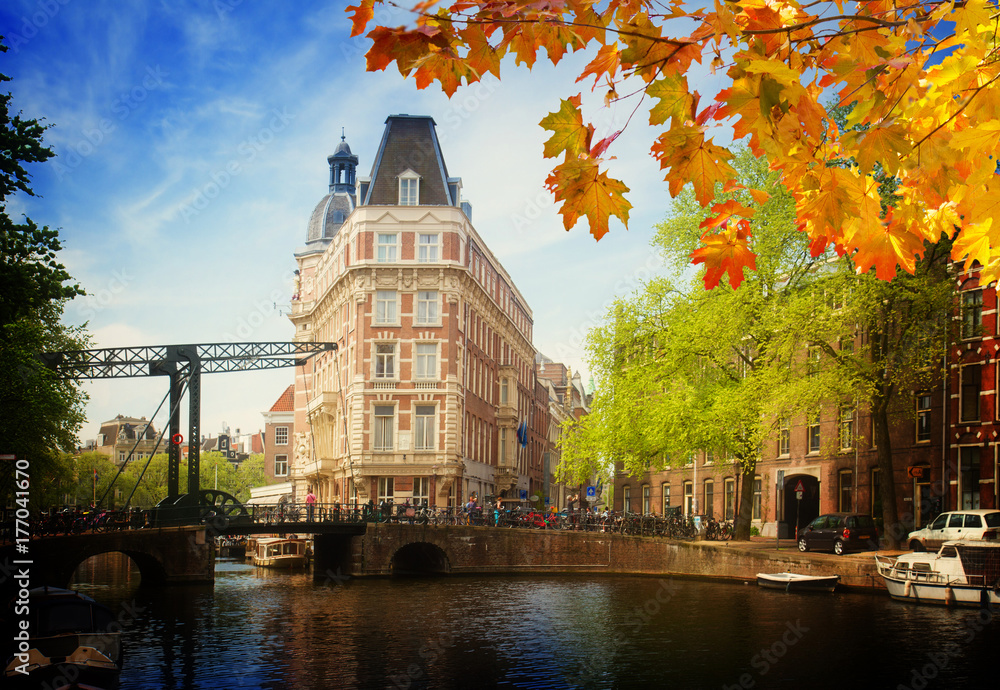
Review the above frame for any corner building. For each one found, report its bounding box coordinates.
[288,115,537,508]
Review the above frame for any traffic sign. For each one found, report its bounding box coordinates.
[586,486,596,498]
[907,466,926,479]
[796,491,803,500]
[794,479,805,493]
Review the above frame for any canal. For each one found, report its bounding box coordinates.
[70,553,995,689]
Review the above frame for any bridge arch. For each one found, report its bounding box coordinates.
[70,549,170,588]
[390,542,450,576]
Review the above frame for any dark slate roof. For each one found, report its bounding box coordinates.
[306,191,355,243]
[363,115,453,206]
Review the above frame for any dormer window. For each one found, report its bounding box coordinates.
[399,169,420,205]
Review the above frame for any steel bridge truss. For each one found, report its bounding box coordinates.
[41,342,336,518]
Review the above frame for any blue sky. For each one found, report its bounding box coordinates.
[1,0,725,445]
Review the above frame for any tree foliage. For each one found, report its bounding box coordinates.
[352,0,1000,286]
[0,39,88,505]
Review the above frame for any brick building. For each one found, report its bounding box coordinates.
[261,385,294,482]
[287,116,543,507]
[614,266,999,538]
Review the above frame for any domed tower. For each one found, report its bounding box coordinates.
[304,131,358,251]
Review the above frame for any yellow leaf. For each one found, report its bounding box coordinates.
[647,73,693,126]
[539,95,593,160]
[545,158,632,238]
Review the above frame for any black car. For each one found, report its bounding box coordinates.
[797,512,879,555]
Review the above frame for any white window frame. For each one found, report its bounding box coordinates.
[416,290,438,325]
[375,290,397,324]
[374,342,397,380]
[378,476,395,501]
[839,407,854,451]
[414,405,436,451]
[778,416,790,457]
[808,411,821,454]
[418,233,439,262]
[274,454,288,477]
[373,405,395,451]
[377,233,398,263]
[415,342,437,380]
[275,426,289,445]
[916,393,932,442]
[399,170,420,206]
[413,477,429,506]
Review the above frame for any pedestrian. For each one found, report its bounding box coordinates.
[305,487,317,521]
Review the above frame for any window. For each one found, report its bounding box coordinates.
[683,481,693,516]
[377,233,398,262]
[839,407,854,451]
[418,233,439,262]
[806,346,821,377]
[962,290,983,339]
[960,364,981,423]
[413,477,429,506]
[960,447,981,509]
[916,393,932,442]
[500,379,509,405]
[274,454,288,476]
[808,411,821,453]
[840,336,854,355]
[414,405,435,451]
[373,405,394,451]
[415,343,436,380]
[778,416,790,457]
[724,478,736,520]
[499,428,507,464]
[416,291,438,325]
[871,467,881,516]
[118,451,126,464]
[375,290,397,324]
[399,172,419,205]
[375,343,396,379]
[705,449,714,465]
[838,470,853,512]
[662,483,671,515]
[642,485,651,514]
[704,480,714,517]
[378,476,395,502]
[275,426,288,445]
[752,477,762,520]
[622,485,631,513]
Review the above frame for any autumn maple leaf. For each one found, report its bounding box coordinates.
[545,157,631,239]
[540,95,593,160]
[691,220,757,289]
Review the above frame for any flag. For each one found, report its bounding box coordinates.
[94,468,98,482]
[516,421,528,447]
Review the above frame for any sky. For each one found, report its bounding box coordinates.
[1,0,729,447]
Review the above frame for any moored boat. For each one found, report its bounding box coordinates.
[3,586,122,689]
[875,540,1000,606]
[756,572,840,592]
[252,537,308,568]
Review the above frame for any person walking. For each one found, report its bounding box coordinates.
[305,487,317,521]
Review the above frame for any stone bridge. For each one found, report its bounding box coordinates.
[4,526,216,589]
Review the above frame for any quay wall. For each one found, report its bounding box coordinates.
[344,524,885,591]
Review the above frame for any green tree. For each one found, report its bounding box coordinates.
[0,39,88,506]
[561,148,824,540]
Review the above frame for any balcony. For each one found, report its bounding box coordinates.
[371,380,397,391]
[414,381,439,390]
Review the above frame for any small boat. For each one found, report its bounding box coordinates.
[3,586,122,689]
[252,537,309,568]
[875,539,1000,607]
[756,572,840,592]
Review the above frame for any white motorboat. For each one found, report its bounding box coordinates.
[875,540,1000,606]
[756,572,840,592]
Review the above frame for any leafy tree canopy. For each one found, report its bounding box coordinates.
[352,1,1000,286]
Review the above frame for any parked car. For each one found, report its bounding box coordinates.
[797,513,879,555]
[905,509,1000,552]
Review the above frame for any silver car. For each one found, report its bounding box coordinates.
[906,509,1000,551]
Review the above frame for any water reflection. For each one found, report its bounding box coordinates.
[70,554,996,689]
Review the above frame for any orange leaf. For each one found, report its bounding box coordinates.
[413,50,480,96]
[540,95,593,159]
[648,73,693,126]
[545,158,632,239]
[652,127,735,205]
[851,213,925,280]
[346,0,375,38]
[577,44,621,88]
[463,24,501,80]
[691,220,757,289]
[699,199,756,230]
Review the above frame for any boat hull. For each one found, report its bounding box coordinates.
[252,554,308,568]
[756,573,839,592]
[882,576,1000,607]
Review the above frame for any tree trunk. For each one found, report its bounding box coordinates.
[873,389,903,549]
[732,456,757,541]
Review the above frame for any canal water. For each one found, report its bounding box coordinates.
[70,553,996,689]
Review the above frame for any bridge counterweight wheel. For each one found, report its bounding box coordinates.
[199,489,248,526]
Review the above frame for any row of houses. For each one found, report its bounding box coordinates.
[613,264,999,537]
